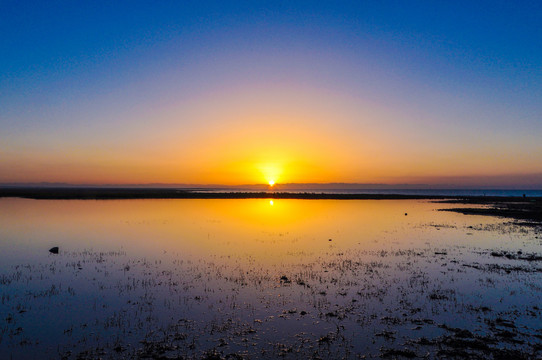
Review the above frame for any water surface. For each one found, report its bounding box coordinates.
[0,199,540,358]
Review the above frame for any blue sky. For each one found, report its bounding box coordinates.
[1,1,541,186]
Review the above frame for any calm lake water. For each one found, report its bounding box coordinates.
[0,198,541,359]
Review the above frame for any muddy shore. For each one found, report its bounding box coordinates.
[438,198,542,224]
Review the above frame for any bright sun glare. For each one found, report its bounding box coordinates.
[259,163,281,187]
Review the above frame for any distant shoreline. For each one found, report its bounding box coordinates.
[0,187,446,200]
[0,186,539,201]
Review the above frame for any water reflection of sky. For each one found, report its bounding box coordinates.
[0,198,519,265]
[0,199,540,358]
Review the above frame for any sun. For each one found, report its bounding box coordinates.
[258,163,282,187]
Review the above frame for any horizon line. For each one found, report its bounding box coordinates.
[1,182,542,190]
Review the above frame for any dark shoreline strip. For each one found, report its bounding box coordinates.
[0,187,540,201]
[441,206,542,223]
[0,187,447,200]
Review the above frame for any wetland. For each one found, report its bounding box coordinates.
[0,198,541,359]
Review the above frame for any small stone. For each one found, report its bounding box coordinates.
[49,247,59,254]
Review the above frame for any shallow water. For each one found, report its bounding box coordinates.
[0,198,541,359]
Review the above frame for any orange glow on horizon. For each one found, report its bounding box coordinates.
[2,83,541,187]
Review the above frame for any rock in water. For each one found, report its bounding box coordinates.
[49,246,59,254]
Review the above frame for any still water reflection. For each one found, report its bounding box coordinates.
[0,199,540,358]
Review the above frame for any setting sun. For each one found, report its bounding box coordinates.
[258,163,282,186]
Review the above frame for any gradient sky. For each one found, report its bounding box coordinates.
[1,1,541,187]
